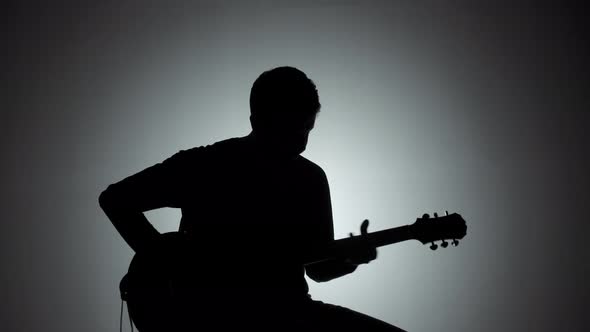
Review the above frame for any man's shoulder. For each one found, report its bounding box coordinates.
[167,137,242,159]
[296,155,328,180]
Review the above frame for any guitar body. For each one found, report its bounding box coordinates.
[121,232,210,331]
[121,232,294,331]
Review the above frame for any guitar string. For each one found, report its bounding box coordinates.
[120,298,134,332]
[128,300,134,332]
[120,299,123,332]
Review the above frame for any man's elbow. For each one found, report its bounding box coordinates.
[305,259,358,283]
[305,267,334,283]
[99,185,118,212]
[308,274,332,283]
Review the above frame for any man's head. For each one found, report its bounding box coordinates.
[249,66,321,157]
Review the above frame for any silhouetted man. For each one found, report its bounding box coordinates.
[99,66,405,331]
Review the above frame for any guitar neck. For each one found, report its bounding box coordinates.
[303,225,414,265]
[363,225,413,248]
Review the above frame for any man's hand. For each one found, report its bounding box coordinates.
[344,219,378,265]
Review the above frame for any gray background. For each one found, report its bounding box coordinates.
[5,1,588,331]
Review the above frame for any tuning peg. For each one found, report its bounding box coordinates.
[430,242,438,250]
[452,239,459,246]
[433,212,438,218]
[441,239,448,248]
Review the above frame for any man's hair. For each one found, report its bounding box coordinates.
[249,66,321,119]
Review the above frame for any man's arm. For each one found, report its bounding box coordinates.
[99,150,190,253]
[305,257,359,282]
[304,167,376,283]
[99,185,160,254]
[306,223,378,282]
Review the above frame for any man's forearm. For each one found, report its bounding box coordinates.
[305,258,358,282]
[99,189,160,253]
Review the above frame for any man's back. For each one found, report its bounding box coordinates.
[116,136,334,300]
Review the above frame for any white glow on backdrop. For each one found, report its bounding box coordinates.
[5,2,587,332]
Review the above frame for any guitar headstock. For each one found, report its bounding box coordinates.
[410,211,467,250]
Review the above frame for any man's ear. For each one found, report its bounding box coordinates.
[250,114,268,132]
[249,114,257,131]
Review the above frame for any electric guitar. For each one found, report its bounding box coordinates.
[120,212,467,331]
